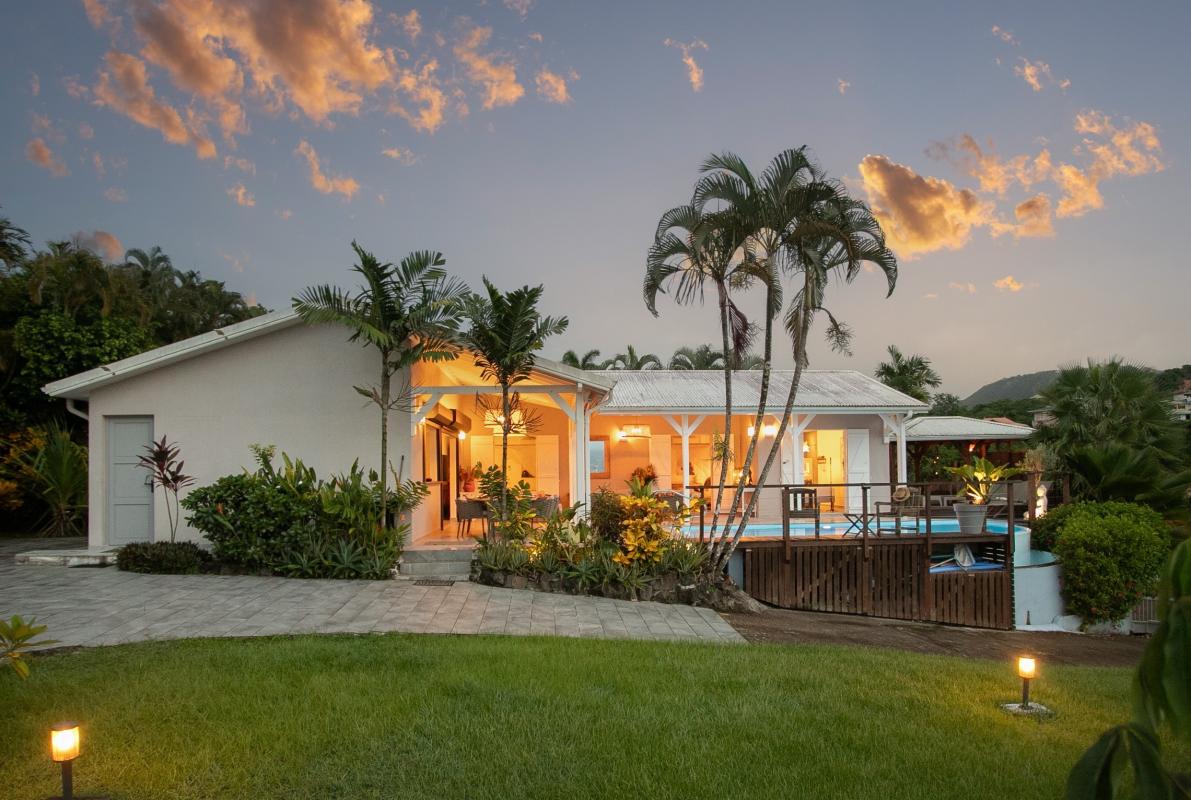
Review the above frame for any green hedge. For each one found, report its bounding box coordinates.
[1051,502,1169,626]
[117,541,211,575]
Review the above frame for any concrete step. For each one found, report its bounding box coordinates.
[401,546,476,563]
[14,548,119,567]
[398,560,473,577]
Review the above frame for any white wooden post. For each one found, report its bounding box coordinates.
[663,414,706,499]
[896,414,909,485]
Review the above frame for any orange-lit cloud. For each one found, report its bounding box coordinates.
[528,32,543,43]
[994,275,1024,292]
[92,152,106,176]
[93,51,216,158]
[1014,57,1067,92]
[295,139,359,199]
[949,282,977,294]
[395,9,421,41]
[454,23,524,109]
[1054,110,1163,218]
[928,135,1052,196]
[224,155,255,174]
[1006,194,1054,238]
[391,60,448,132]
[74,229,124,260]
[535,68,574,104]
[837,78,850,95]
[991,25,1018,46]
[381,145,418,164]
[663,38,707,92]
[79,122,95,139]
[227,183,256,206]
[858,154,997,259]
[82,0,113,29]
[25,138,69,176]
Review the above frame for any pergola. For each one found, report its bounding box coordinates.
[890,415,1035,482]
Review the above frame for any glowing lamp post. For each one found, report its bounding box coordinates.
[50,722,80,799]
[1018,656,1036,709]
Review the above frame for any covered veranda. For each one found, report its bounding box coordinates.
[895,415,1035,483]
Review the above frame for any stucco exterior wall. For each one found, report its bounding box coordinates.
[84,322,411,546]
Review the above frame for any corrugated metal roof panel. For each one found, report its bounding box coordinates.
[904,415,1034,441]
[589,369,928,412]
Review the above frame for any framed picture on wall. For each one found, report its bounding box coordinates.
[589,435,610,479]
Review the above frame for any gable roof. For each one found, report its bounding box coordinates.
[904,415,1035,442]
[43,309,613,400]
[589,369,928,414]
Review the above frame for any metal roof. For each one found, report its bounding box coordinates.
[589,369,928,413]
[43,309,612,400]
[904,415,1035,442]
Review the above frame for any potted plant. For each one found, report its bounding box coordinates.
[946,457,1023,534]
[459,463,480,493]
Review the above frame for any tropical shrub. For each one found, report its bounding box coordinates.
[182,445,425,579]
[478,464,536,540]
[589,487,626,542]
[946,456,1023,505]
[0,615,56,680]
[615,492,675,567]
[15,422,87,537]
[137,436,194,542]
[1028,502,1086,553]
[1052,502,1169,626]
[0,426,46,515]
[117,541,211,574]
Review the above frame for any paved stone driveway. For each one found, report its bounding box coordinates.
[0,555,743,648]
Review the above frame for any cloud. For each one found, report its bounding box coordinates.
[395,9,421,41]
[82,0,113,28]
[994,275,1024,292]
[391,60,448,132]
[454,23,525,109]
[922,292,939,300]
[503,0,532,18]
[1006,193,1054,238]
[1055,110,1164,218]
[104,187,128,202]
[78,123,95,139]
[381,145,418,164]
[991,25,1018,46]
[663,38,708,92]
[92,152,105,176]
[25,138,69,176]
[224,155,255,174]
[1014,57,1067,92]
[927,135,1052,196]
[837,78,850,95]
[74,229,124,260]
[528,32,543,43]
[31,113,59,139]
[93,51,216,158]
[858,154,997,259]
[30,73,40,96]
[227,183,256,206]
[294,139,359,198]
[535,68,574,104]
[949,282,977,294]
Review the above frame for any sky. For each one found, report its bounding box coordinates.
[3,0,1189,398]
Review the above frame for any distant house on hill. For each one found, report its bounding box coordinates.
[1174,378,1191,422]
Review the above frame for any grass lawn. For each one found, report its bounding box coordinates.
[0,634,1164,799]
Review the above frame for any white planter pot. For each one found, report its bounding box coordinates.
[953,503,988,535]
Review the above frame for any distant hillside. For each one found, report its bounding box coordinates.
[962,370,1058,406]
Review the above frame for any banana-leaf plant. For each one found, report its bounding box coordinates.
[1,615,56,680]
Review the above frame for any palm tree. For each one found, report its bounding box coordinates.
[875,345,942,403]
[645,203,765,536]
[669,344,725,370]
[607,345,662,370]
[459,278,568,520]
[709,178,897,569]
[561,349,606,369]
[0,208,32,270]
[294,242,467,524]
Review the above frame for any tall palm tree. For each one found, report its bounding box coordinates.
[713,189,897,569]
[645,203,765,535]
[459,278,569,520]
[561,349,606,369]
[874,345,942,403]
[669,344,725,370]
[607,345,662,370]
[294,242,467,524]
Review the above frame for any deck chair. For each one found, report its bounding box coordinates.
[786,487,820,537]
[456,497,488,538]
[874,486,925,535]
[653,490,685,517]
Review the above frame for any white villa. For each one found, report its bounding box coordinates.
[44,310,929,549]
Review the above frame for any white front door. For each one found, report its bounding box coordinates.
[107,417,154,544]
[845,429,871,514]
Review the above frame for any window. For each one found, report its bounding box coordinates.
[589,436,610,479]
